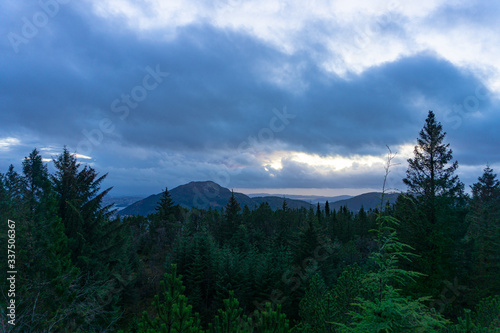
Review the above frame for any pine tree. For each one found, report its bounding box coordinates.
[150,186,180,260]
[464,165,500,300]
[397,111,465,297]
[249,302,290,333]
[402,110,464,225]
[329,264,364,326]
[156,187,175,221]
[316,203,322,223]
[51,147,132,330]
[282,198,288,211]
[0,150,79,331]
[139,264,203,332]
[219,191,241,244]
[337,148,449,332]
[297,273,332,332]
[208,291,251,332]
[325,201,330,218]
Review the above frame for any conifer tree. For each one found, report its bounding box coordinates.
[402,111,464,224]
[297,273,332,332]
[464,165,500,300]
[0,150,79,331]
[249,302,290,333]
[51,147,132,330]
[397,111,465,297]
[139,264,203,332]
[316,203,322,223]
[325,200,330,218]
[329,264,363,325]
[339,150,449,332]
[208,290,251,332]
[219,191,241,244]
[150,186,180,259]
[156,187,175,222]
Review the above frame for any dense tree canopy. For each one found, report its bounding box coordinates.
[1,113,499,331]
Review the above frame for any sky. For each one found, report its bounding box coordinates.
[1,0,499,197]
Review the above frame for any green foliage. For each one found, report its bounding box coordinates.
[208,291,251,333]
[217,191,241,245]
[329,264,364,325]
[336,214,449,332]
[249,302,290,333]
[50,148,134,330]
[0,150,80,331]
[464,166,500,301]
[403,110,463,205]
[2,146,498,332]
[446,295,500,332]
[397,111,467,302]
[156,187,175,221]
[297,273,334,332]
[139,264,203,332]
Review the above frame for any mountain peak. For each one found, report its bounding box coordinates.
[119,181,400,216]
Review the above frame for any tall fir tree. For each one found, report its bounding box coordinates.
[338,149,449,332]
[396,111,466,298]
[156,187,175,221]
[51,147,132,330]
[402,110,464,224]
[219,191,241,244]
[150,186,180,258]
[0,149,79,331]
[464,165,500,301]
[139,264,203,332]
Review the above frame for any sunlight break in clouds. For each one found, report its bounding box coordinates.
[262,151,386,173]
[0,137,21,151]
[261,144,415,176]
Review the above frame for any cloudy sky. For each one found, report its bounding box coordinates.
[1,0,499,197]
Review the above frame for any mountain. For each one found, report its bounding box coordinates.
[119,181,400,216]
[119,181,313,216]
[325,192,400,212]
[248,193,352,204]
[252,196,314,210]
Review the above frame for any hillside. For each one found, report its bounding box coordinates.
[325,192,400,212]
[119,181,314,216]
[119,181,399,216]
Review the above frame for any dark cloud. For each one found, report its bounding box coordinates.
[1,1,499,195]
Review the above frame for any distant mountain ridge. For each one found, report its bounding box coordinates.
[323,192,399,212]
[247,193,352,204]
[119,181,400,216]
[119,181,315,216]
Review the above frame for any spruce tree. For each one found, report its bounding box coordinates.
[397,111,465,297]
[0,150,79,331]
[297,273,332,332]
[219,191,241,244]
[51,147,132,330]
[139,264,203,332]
[150,186,180,259]
[402,110,463,224]
[325,200,330,218]
[156,187,175,221]
[464,165,500,300]
[316,203,322,223]
[208,290,251,332]
[338,149,449,332]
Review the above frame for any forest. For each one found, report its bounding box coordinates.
[1,110,499,332]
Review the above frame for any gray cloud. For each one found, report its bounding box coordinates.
[1,1,499,196]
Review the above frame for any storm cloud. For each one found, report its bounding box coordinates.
[1,0,499,196]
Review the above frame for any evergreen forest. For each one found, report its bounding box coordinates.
[1,111,499,332]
